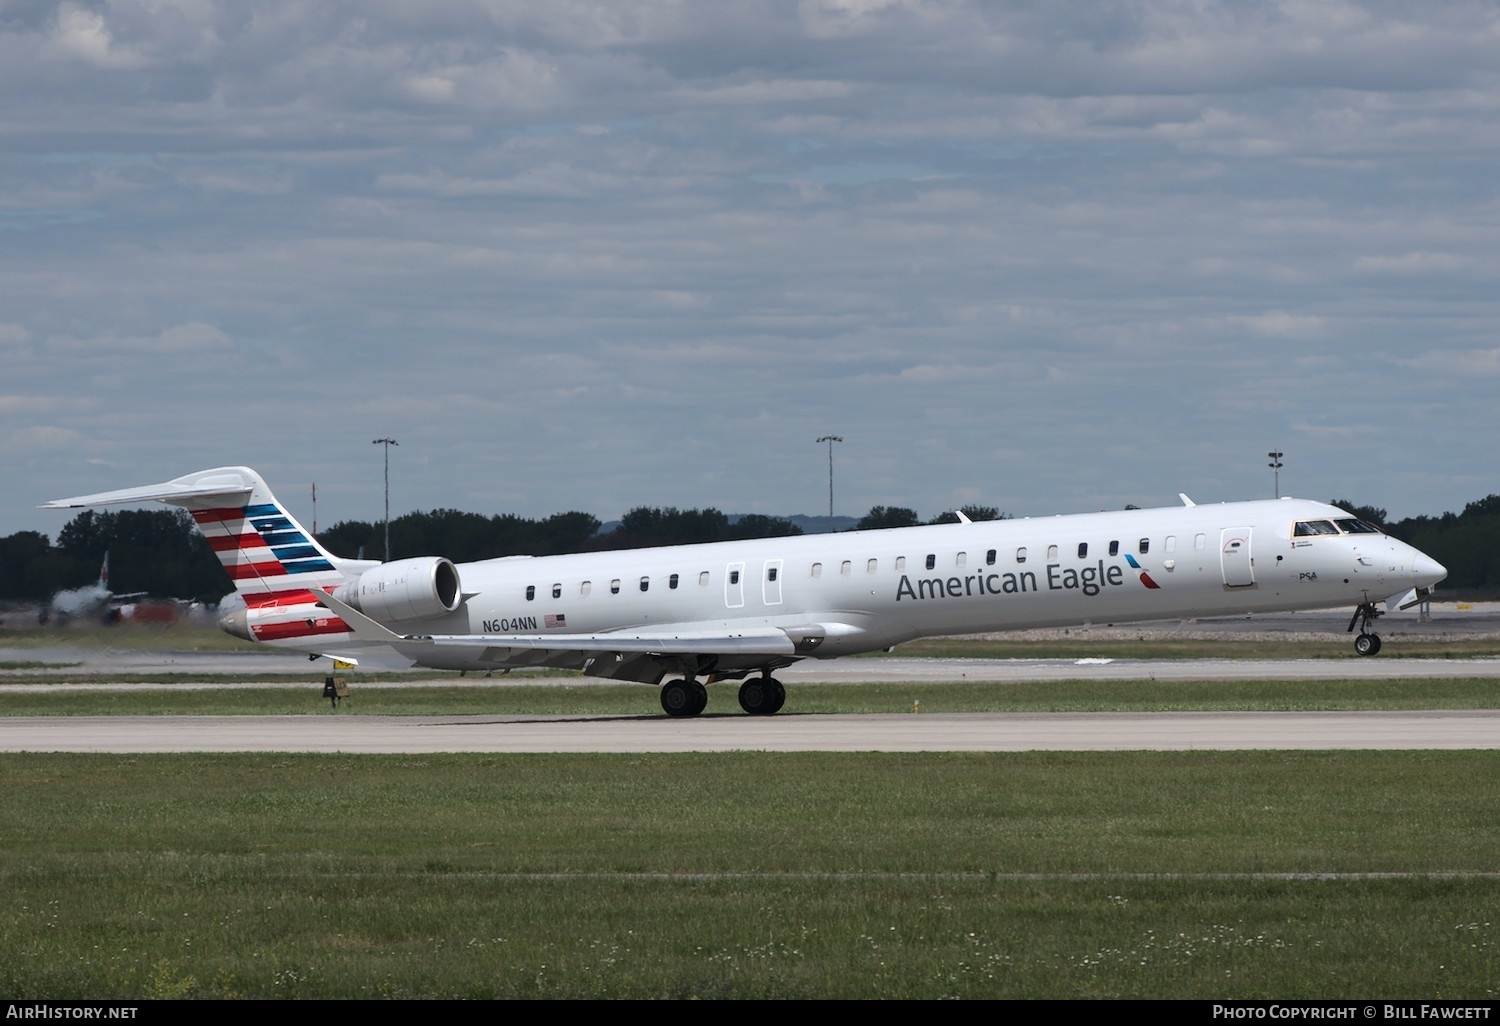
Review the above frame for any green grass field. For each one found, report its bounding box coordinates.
[2,750,1496,999]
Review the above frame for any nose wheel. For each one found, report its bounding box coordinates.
[1347,601,1384,656]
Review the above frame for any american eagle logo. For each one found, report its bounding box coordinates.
[1124,554,1161,589]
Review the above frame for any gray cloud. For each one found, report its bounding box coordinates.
[4,1,1498,540]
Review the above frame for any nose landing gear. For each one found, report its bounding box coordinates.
[1347,601,1384,656]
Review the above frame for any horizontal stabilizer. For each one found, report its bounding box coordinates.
[42,468,259,510]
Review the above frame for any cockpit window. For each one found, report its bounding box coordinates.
[1293,520,1340,537]
[1334,518,1380,534]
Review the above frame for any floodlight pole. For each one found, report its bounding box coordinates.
[373,437,398,561]
[1268,450,1284,499]
[816,435,842,533]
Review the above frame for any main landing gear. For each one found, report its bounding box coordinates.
[1347,601,1384,656]
[658,674,786,717]
[659,678,708,718]
[736,676,785,716]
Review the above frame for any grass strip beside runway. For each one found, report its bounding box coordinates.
[2,750,1496,999]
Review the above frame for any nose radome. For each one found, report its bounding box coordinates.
[1410,551,1447,589]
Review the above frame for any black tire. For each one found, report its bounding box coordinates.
[738,679,770,715]
[764,677,786,715]
[1354,632,1382,656]
[661,679,702,717]
[739,677,786,715]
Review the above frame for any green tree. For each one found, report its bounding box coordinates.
[727,514,803,541]
[856,506,920,530]
[928,505,1008,525]
[1328,500,1388,527]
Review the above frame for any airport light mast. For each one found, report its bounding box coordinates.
[816,435,842,534]
[373,437,398,561]
[1268,449,1284,499]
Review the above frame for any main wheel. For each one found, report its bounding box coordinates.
[1353,632,1382,656]
[738,679,769,715]
[661,679,704,717]
[763,677,785,714]
[738,676,786,715]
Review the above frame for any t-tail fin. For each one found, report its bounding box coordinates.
[43,467,376,604]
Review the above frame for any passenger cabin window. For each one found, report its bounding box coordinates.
[867,558,877,574]
[895,556,906,571]
[1294,520,1340,536]
[840,560,851,576]
[699,571,710,586]
[1108,541,1119,557]
[1139,538,1150,554]
[955,551,967,568]
[552,583,562,599]
[580,581,591,597]
[986,549,997,565]
[669,573,679,589]
[811,562,822,579]
[925,554,936,570]
[1194,534,1206,551]
[1077,543,1088,558]
[767,567,778,582]
[1165,536,1177,553]
[729,570,740,585]
[525,585,535,601]
[610,579,621,594]
[1047,545,1058,560]
[640,577,649,592]
[1015,547,1026,564]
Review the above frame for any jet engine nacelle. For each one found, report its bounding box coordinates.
[331,556,462,622]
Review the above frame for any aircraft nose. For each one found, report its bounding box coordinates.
[1410,550,1447,589]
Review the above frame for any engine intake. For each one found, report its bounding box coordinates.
[331,556,462,622]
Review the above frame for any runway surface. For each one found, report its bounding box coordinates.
[2,604,1495,753]
[2,710,1496,754]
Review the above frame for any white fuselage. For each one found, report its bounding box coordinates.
[281,496,1440,673]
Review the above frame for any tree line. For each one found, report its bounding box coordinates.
[1,495,1495,606]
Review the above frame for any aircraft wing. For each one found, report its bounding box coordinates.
[308,589,800,678]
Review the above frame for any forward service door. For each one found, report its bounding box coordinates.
[1220,528,1255,588]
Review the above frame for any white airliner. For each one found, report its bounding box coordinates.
[44,552,148,625]
[45,466,1447,717]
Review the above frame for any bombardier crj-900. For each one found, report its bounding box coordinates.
[45,467,1447,717]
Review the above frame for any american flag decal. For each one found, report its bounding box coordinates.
[545,613,566,628]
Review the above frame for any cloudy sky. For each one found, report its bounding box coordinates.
[4,0,1497,541]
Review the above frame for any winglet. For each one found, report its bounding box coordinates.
[1179,493,1196,507]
